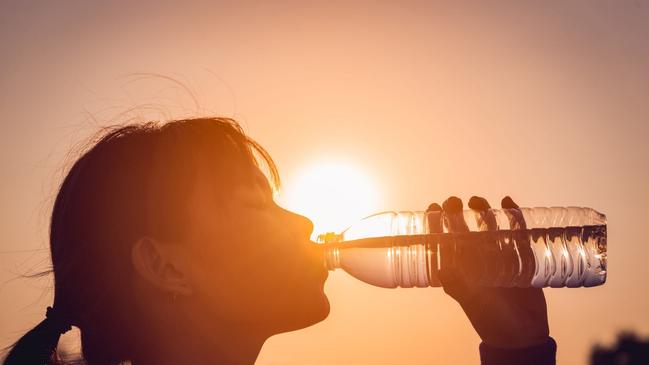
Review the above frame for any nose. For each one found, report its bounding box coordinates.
[290,209,314,237]
[294,212,314,239]
[282,209,326,269]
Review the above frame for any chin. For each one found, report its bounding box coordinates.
[311,294,330,323]
[275,294,330,334]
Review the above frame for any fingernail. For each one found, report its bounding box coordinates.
[468,196,490,210]
[501,196,519,209]
[443,196,463,213]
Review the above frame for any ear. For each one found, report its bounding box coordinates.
[131,237,194,296]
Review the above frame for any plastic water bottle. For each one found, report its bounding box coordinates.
[318,207,607,288]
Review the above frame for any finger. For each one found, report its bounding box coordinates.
[426,203,443,234]
[468,196,500,286]
[426,202,442,212]
[439,197,472,299]
[501,196,534,286]
[501,196,526,230]
[425,202,443,287]
[442,196,469,232]
[442,196,463,214]
[501,195,520,209]
[468,196,497,231]
[468,196,491,210]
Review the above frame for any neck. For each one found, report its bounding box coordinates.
[133,303,269,365]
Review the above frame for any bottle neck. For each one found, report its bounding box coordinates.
[324,246,341,270]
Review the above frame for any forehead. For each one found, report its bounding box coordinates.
[191,165,270,208]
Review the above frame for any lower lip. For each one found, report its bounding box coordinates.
[320,268,329,281]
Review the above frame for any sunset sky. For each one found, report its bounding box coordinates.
[1,1,649,364]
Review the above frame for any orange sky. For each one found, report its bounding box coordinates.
[1,1,648,364]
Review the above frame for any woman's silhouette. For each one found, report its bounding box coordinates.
[2,117,555,365]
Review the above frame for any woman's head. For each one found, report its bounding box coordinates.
[5,118,329,364]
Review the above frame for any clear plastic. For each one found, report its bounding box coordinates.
[318,207,607,288]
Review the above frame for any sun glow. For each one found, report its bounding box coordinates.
[279,162,379,241]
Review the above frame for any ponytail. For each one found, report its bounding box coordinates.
[3,307,72,365]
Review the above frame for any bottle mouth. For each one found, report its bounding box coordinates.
[317,232,342,271]
[317,232,343,243]
[324,247,340,270]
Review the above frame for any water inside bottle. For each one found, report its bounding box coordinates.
[322,225,607,288]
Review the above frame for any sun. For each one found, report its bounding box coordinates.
[278,162,379,241]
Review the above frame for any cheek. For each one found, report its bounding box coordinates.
[189,244,327,324]
[186,244,288,309]
[245,250,328,319]
[185,210,328,325]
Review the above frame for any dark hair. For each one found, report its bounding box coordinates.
[2,117,279,365]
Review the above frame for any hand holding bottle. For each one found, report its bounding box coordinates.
[427,196,550,349]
